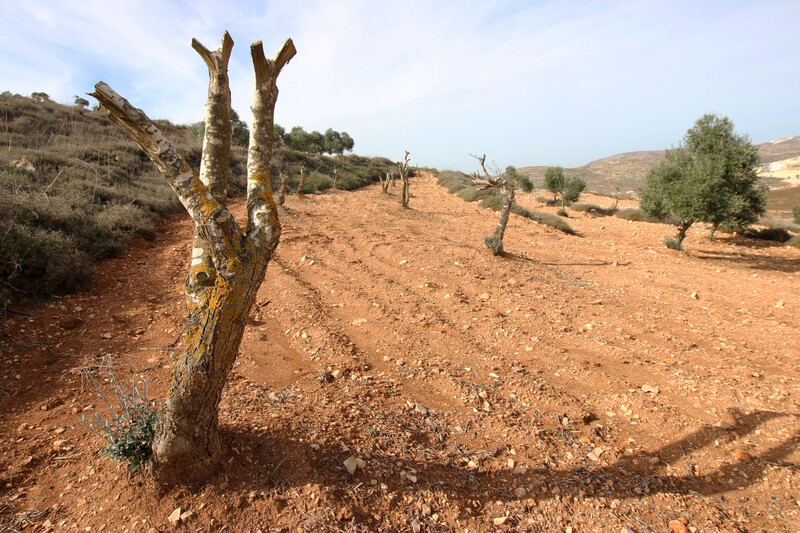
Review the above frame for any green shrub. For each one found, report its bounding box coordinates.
[534,196,558,206]
[511,202,576,235]
[571,203,617,216]
[793,204,800,224]
[458,186,500,203]
[664,237,684,250]
[715,221,745,234]
[786,235,800,248]
[743,227,792,243]
[437,170,472,193]
[556,208,568,217]
[615,208,666,223]
[0,223,94,296]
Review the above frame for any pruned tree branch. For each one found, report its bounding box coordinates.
[90,83,242,278]
[246,39,296,252]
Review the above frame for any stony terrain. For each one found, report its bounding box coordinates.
[1,173,798,532]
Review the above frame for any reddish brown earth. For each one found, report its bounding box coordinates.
[1,173,799,532]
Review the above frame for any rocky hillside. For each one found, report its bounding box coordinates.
[520,136,800,196]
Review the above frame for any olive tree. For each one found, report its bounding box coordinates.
[472,155,533,255]
[90,32,295,481]
[640,113,765,247]
[399,151,411,207]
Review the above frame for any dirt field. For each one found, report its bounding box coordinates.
[1,173,798,532]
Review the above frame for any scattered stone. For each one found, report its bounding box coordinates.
[718,411,738,429]
[351,318,368,326]
[733,449,753,462]
[180,511,194,522]
[331,369,344,380]
[411,518,421,533]
[414,403,429,416]
[493,516,508,526]
[690,291,699,300]
[641,384,659,394]
[513,466,527,475]
[168,507,182,526]
[669,519,689,533]
[344,456,360,475]
[775,300,785,308]
[587,452,600,462]
[102,332,113,339]
[399,260,408,265]
[422,504,432,516]
[479,293,490,300]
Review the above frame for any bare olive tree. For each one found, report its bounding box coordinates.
[297,164,307,195]
[90,32,295,481]
[472,154,533,255]
[399,151,411,208]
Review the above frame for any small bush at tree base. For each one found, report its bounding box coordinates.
[484,236,503,255]
[743,227,792,243]
[664,237,684,251]
[83,362,161,472]
[793,204,800,224]
[557,208,568,217]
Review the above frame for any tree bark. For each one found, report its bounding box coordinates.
[399,151,410,208]
[278,171,288,206]
[90,34,295,482]
[676,219,693,246]
[332,166,338,190]
[297,165,307,195]
[488,185,514,255]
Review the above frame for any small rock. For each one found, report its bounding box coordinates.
[718,411,738,429]
[343,456,359,475]
[180,511,194,522]
[479,293,490,300]
[775,300,785,308]
[493,516,508,526]
[669,519,689,533]
[331,369,344,380]
[168,507,182,525]
[514,487,526,497]
[405,473,418,483]
[641,384,659,394]
[733,449,753,462]
[593,447,604,457]
[422,504,432,516]
[690,291,699,300]
[411,518,421,533]
[399,259,408,265]
[513,466,527,475]
[584,323,594,331]
[351,318,367,326]
[587,452,600,462]
[414,403,429,416]
[102,333,112,339]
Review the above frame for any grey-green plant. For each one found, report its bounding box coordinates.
[640,113,766,247]
[82,359,161,472]
[793,204,800,224]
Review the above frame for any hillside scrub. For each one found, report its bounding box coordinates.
[571,203,617,216]
[0,93,393,306]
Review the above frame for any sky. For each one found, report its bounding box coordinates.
[1,0,798,172]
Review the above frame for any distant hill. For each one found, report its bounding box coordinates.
[520,136,800,197]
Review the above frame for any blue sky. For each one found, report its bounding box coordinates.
[1,0,798,172]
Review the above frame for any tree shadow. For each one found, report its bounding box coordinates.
[197,406,798,528]
[693,249,799,273]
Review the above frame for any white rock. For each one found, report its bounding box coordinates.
[168,508,182,525]
[344,456,359,475]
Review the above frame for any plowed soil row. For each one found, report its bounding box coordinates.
[1,173,798,532]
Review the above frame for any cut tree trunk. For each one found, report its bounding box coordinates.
[91,33,295,482]
[675,219,693,246]
[488,185,514,255]
[399,151,410,208]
